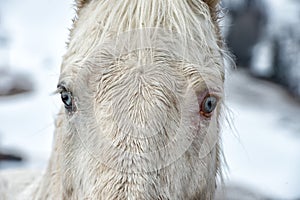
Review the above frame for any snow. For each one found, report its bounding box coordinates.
[224,70,300,199]
[250,39,274,77]
[0,0,299,199]
[0,0,74,70]
[224,0,300,96]
[264,0,300,29]
[0,0,74,168]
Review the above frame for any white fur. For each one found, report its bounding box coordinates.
[0,0,227,199]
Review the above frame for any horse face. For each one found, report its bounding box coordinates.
[55,1,224,198]
[57,28,223,173]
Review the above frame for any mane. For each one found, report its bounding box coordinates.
[73,0,216,36]
[64,0,224,80]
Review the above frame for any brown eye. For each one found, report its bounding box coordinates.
[200,95,218,117]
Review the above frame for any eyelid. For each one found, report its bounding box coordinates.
[57,82,70,92]
[196,88,222,101]
[206,88,223,99]
[206,92,221,102]
[52,83,68,95]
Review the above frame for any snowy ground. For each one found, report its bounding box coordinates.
[0,0,74,169]
[223,70,300,199]
[0,0,299,199]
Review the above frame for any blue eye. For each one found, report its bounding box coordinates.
[200,95,218,117]
[61,92,72,107]
[61,91,73,110]
[57,84,75,113]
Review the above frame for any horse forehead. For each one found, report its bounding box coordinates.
[82,42,224,102]
[89,58,185,134]
[93,53,187,101]
[62,26,223,76]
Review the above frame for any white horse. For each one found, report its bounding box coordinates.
[0,0,227,199]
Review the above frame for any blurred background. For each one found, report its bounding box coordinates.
[0,0,299,199]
